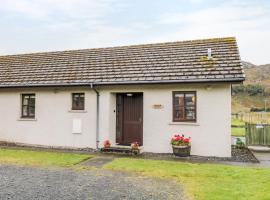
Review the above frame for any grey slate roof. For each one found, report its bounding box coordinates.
[0,37,244,87]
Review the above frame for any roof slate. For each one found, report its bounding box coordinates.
[0,37,244,87]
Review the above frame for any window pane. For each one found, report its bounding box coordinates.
[22,94,35,118]
[72,93,85,110]
[173,93,185,121]
[29,106,35,117]
[173,92,196,122]
[78,100,84,109]
[22,106,28,116]
[23,96,29,105]
[185,107,195,120]
[174,93,184,107]
[185,93,195,106]
[29,97,35,107]
[174,107,185,120]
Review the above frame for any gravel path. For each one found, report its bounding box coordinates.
[136,146,259,163]
[81,157,115,168]
[0,164,187,200]
[251,152,270,167]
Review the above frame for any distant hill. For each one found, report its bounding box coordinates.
[243,62,270,91]
[241,61,256,69]
[232,61,270,113]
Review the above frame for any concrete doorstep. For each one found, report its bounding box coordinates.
[248,146,270,152]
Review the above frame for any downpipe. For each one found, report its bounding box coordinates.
[90,83,100,150]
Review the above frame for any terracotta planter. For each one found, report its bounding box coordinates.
[104,144,111,148]
[172,145,191,157]
[132,148,140,155]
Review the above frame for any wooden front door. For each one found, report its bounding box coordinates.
[116,93,143,145]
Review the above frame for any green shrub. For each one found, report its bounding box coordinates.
[236,138,245,148]
[250,107,270,112]
[232,84,266,96]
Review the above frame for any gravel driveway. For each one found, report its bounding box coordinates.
[0,164,187,200]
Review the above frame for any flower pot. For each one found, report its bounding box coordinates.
[104,144,111,148]
[132,149,140,155]
[172,145,191,157]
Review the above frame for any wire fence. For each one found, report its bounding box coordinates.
[232,112,270,124]
[232,112,270,146]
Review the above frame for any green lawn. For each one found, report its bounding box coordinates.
[1,148,270,199]
[0,148,91,167]
[105,158,270,200]
[231,118,246,136]
[231,127,246,136]
[232,118,245,126]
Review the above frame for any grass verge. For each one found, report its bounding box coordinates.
[232,118,245,126]
[105,158,270,200]
[231,118,246,136]
[231,127,246,137]
[0,148,91,167]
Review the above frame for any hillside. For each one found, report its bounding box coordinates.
[232,62,270,113]
[242,62,270,90]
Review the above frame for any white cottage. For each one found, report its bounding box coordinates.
[0,37,245,157]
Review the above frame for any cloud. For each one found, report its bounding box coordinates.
[0,0,121,20]
[188,0,203,4]
[155,1,270,64]
[0,0,134,53]
[0,0,269,64]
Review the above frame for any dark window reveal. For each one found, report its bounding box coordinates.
[72,93,85,110]
[173,91,196,122]
[21,94,36,118]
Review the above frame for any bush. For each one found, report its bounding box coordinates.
[236,138,245,148]
[246,85,265,96]
[232,84,266,96]
[232,85,245,93]
[250,107,270,112]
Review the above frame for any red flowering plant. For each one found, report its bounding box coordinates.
[131,142,140,155]
[171,134,191,146]
[103,140,111,148]
[131,142,140,150]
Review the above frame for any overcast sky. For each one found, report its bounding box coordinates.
[0,0,269,65]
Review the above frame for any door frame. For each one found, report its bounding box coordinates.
[116,92,143,146]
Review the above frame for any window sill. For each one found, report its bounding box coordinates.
[17,118,37,121]
[169,122,200,126]
[68,110,87,113]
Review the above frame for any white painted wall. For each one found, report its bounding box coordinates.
[98,83,231,157]
[0,87,97,148]
[0,83,231,157]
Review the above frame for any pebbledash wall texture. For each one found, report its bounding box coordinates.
[0,83,231,157]
[0,87,97,149]
[0,37,244,157]
[99,84,232,157]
